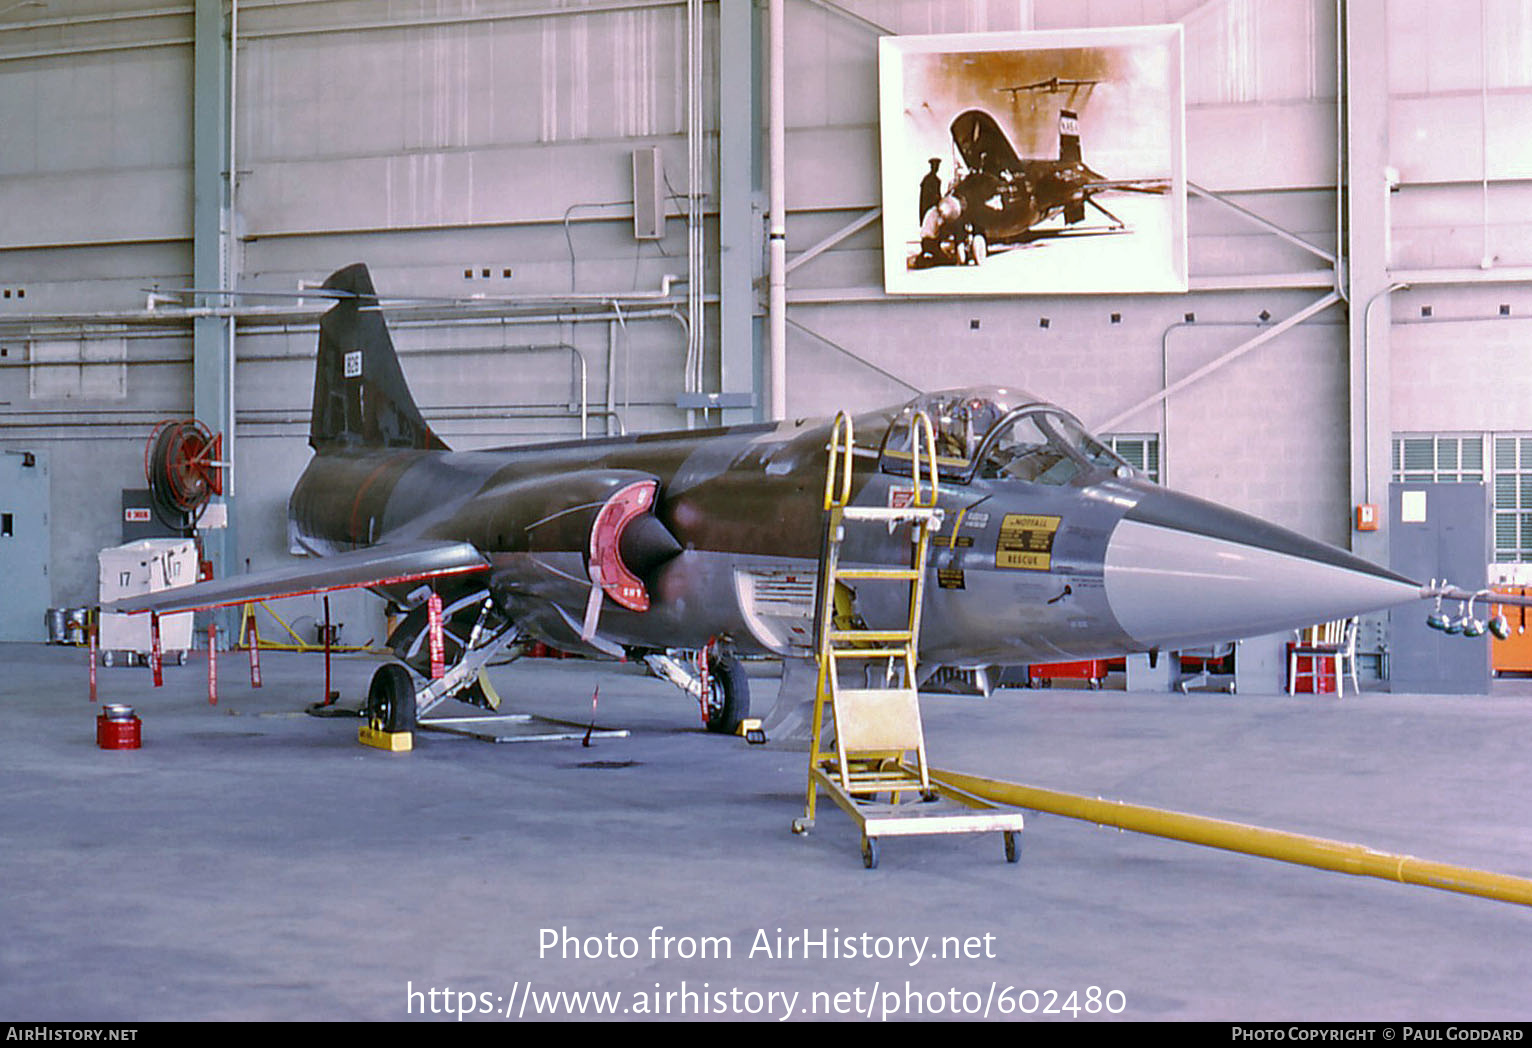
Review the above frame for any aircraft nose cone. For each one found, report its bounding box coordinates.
[1103,489,1420,651]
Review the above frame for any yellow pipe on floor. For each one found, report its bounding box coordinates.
[929,767,1532,908]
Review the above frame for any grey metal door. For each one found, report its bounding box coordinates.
[0,449,51,641]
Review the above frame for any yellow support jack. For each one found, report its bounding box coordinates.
[791,411,1025,868]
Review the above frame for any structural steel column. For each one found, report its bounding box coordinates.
[718,0,764,423]
[1345,0,1392,565]
[194,0,235,615]
[765,0,787,419]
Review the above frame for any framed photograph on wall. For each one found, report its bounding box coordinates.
[880,25,1186,295]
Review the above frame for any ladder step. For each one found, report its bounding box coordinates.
[845,771,923,784]
[835,568,922,581]
[829,629,913,643]
[827,647,911,659]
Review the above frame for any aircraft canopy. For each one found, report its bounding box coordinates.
[880,387,1129,485]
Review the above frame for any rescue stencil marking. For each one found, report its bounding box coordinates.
[937,567,966,590]
[996,513,1060,571]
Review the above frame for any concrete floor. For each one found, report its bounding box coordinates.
[3,641,1531,1022]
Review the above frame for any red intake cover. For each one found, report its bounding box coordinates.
[589,480,658,612]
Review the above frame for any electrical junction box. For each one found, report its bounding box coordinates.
[632,147,665,240]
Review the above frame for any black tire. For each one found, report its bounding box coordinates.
[703,653,750,735]
[368,663,417,733]
[1004,831,1020,864]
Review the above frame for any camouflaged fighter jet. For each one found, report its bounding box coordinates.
[109,263,1432,734]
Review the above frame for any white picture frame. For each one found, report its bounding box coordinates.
[880,25,1187,295]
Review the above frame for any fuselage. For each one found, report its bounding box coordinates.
[942,160,1096,245]
[288,405,1420,669]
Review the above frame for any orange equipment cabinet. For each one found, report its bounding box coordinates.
[1491,587,1532,675]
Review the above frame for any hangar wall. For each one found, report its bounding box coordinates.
[1,0,1529,648]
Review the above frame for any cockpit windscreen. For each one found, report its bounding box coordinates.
[880,387,1129,486]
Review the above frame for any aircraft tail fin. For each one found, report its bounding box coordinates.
[1058,109,1082,166]
[309,263,449,453]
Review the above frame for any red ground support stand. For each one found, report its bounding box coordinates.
[1027,660,1108,689]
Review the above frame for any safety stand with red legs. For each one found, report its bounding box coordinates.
[246,610,262,689]
[88,619,98,704]
[149,613,163,688]
[206,623,218,706]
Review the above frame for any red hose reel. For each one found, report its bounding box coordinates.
[145,419,224,530]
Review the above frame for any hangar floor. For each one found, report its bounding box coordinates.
[3,642,1530,1022]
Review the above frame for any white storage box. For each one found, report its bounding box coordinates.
[98,539,198,655]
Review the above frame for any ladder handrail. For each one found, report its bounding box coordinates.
[909,410,939,510]
[824,412,855,511]
[825,409,939,512]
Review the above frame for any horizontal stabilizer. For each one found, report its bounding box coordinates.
[102,540,490,615]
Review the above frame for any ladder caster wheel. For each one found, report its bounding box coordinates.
[792,818,813,835]
[1004,831,1020,864]
[920,790,938,803]
[861,836,879,869]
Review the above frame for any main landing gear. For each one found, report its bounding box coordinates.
[643,646,752,735]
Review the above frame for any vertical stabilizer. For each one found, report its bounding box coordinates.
[309,263,448,453]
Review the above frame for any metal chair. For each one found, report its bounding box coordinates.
[1287,618,1359,697]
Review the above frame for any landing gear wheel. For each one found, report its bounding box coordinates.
[703,653,750,735]
[861,836,879,869]
[971,232,988,265]
[368,663,417,733]
[1004,831,1020,864]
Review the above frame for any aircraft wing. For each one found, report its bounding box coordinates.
[102,540,491,615]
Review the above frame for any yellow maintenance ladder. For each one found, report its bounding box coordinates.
[791,411,1025,868]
